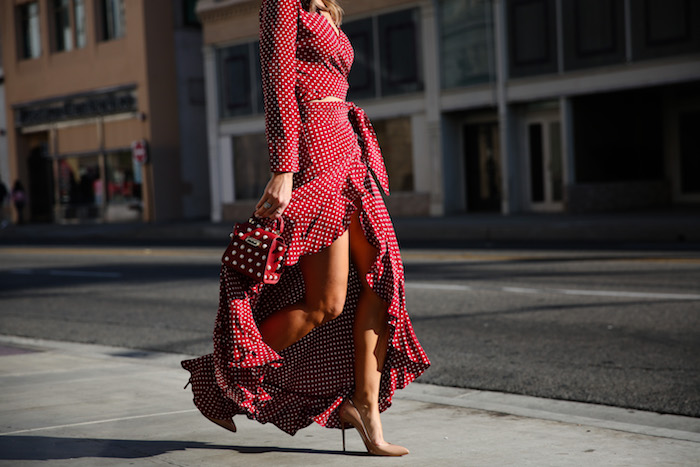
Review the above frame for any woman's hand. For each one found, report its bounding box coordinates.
[255,172,294,219]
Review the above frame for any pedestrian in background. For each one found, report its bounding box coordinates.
[181,0,430,457]
[11,180,26,225]
[0,180,8,228]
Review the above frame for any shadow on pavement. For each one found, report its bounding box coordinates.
[0,435,365,461]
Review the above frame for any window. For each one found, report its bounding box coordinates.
[217,42,263,119]
[53,0,72,52]
[507,0,557,77]
[106,151,142,207]
[438,0,496,88]
[373,117,414,191]
[19,2,41,59]
[52,0,87,52]
[75,0,86,48]
[100,0,125,41]
[630,0,700,60]
[344,18,375,99]
[562,0,625,70]
[233,134,269,200]
[379,9,423,96]
[183,0,201,27]
[346,8,423,100]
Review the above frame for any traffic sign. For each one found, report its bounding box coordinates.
[132,140,148,164]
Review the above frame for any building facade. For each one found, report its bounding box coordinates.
[199,0,700,222]
[1,0,209,223]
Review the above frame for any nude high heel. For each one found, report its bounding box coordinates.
[184,379,237,433]
[339,398,409,456]
[204,415,237,433]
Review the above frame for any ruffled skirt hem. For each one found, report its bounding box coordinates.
[182,101,429,435]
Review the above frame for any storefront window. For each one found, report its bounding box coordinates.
[106,151,142,207]
[57,156,101,220]
[232,133,269,200]
[372,117,414,192]
[56,151,142,222]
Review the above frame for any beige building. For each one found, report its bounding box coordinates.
[1,0,209,223]
[198,0,700,222]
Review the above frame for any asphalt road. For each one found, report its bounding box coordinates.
[1,244,699,417]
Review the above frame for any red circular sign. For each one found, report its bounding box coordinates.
[132,140,147,164]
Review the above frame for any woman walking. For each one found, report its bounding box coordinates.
[182,0,430,456]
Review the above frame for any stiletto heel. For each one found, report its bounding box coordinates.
[341,422,346,452]
[338,398,409,456]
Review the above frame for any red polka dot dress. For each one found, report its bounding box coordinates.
[182,0,430,436]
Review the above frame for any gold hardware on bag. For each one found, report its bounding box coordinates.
[245,237,262,247]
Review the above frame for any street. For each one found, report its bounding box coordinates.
[1,244,699,417]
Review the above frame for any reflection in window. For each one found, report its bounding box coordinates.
[183,0,201,27]
[346,8,423,100]
[562,0,625,70]
[75,0,86,48]
[19,2,41,59]
[217,43,262,119]
[439,0,496,88]
[106,151,142,206]
[219,45,251,118]
[54,0,73,52]
[100,0,125,41]
[233,134,269,200]
[345,18,375,99]
[507,0,557,77]
[372,117,414,192]
[630,0,700,60]
[379,9,422,95]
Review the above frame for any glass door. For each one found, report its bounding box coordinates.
[526,117,564,211]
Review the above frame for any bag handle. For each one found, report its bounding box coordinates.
[249,214,284,235]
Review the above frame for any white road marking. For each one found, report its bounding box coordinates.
[501,287,542,294]
[0,409,197,436]
[408,283,474,292]
[407,282,700,301]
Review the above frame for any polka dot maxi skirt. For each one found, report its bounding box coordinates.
[182,100,430,436]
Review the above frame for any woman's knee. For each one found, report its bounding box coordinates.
[310,294,346,325]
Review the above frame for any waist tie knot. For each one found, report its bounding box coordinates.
[346,102,390,195]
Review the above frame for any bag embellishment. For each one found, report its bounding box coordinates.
[222,216,287,284]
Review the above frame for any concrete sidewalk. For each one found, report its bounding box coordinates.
[1,210,700,246]
[0,336,698,466]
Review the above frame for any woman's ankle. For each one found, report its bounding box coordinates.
[350,392,377,411]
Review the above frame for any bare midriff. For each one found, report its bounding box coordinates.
[307,96,345,103]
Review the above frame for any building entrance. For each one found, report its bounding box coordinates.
[524,114,564,212]
[463,122,501,212]
[678,110,700,200]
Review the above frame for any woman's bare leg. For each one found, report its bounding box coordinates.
[348,211,393,446]
[259,230,350,352]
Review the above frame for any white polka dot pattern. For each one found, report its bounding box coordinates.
[181,0,430,436]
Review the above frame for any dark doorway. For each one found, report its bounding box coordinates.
[679,110,700,195]
[463,123,501,212]
[28,143,54,223]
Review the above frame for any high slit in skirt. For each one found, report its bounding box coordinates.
[181,100,430,435]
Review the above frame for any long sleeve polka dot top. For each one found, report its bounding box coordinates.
[259,0,354,173]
